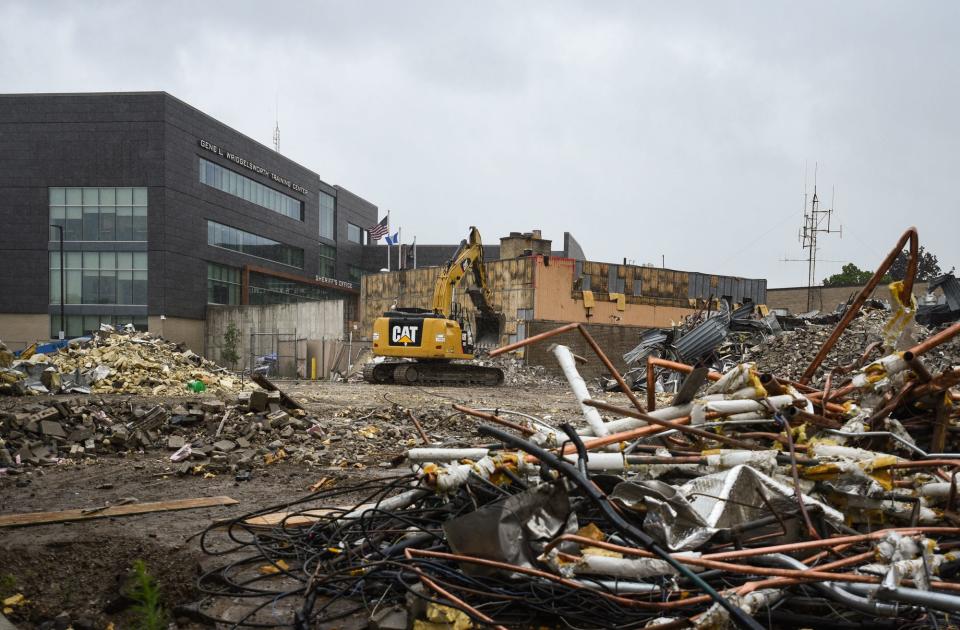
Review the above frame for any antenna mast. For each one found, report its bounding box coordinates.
[273,95,280,152]
[796,166,841,311]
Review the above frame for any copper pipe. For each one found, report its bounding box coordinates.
[735,432,809,451]
[780,415,820,540]
[488,321,580,357]
[760,373,785,396]
[910,319,960,357]
[867,381,915,430]
[406,548,710,610]
[406,409,431,445]
[549,535,894,585]
[648,356,723,382]
[911,368,960,398]
[583,398,761,451]
[734,551,886,595]
[704,527,960,561]
[801,227,919,383]
[452,404,536,436]
[575,325,648,413]
[904,351,933,383]
[787,407,842,430]
[545,416,693,458]
[403,549,508,630]
[647,354,657,411]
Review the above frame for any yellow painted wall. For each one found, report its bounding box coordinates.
[533,258,694,326]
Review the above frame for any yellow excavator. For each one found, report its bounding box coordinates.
[363,226,505,386]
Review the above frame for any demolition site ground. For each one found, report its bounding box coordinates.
[0,380,590,630]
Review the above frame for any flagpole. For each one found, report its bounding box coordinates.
[398,227,402,270]
[413,236,417,269]
[386,211,390,272]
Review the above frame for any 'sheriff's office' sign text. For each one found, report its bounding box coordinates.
[199,140,309,196]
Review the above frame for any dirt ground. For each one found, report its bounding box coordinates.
[0,379,596,629]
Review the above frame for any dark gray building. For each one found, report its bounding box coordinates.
[0,92,381,350]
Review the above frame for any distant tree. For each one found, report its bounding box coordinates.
[888,246,954,282]
[222,322,240,368]
[823,263,876,287]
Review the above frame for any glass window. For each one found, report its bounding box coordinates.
[318,244,336,278]
[197,158,303,220]
[248,271,342,306]
[206,220,304,269]
[83,207,99,240]
[49,206,65,241]
[49,250,146,306]
[348,265,363,283]
[65,207,82,240]
[207,262,241,305]
[347,223,363,244]
[319,192,335,240]
[48,187,146,242]
[116,207,133,240]
[132,207,148,241]
[99,206,116,241]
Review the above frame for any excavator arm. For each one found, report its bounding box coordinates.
[431,226,503,346]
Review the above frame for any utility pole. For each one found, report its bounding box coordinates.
[50,223,65,339]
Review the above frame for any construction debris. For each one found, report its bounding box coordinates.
[0,327,236,396]
[190,228,960,629]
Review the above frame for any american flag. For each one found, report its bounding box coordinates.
[368,215,389,241]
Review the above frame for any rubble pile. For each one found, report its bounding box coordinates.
[748,306,889,382]
[195,258,960,629]
[0,385,495,474]
[0,329,237,396]
[475,354,564,387]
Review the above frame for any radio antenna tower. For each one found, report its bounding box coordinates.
[272,95,280,152]
[795,164,842,311]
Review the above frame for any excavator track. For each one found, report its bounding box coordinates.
[362,361,503,386]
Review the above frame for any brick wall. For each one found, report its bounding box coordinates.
[523,319,651,378]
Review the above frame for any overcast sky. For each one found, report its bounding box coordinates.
[2,1,957,287]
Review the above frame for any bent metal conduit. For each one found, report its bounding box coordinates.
[801,227,918,384]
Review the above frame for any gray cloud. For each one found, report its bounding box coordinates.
[2,0,957,286]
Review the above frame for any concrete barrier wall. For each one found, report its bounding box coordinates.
[205,301,344,371]
[767,282,930,314]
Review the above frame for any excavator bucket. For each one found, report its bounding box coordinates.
[474,311,504,348]
[467,287,503,349]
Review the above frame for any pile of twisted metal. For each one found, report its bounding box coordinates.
[198,228,960,629]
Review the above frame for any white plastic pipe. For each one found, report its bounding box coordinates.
[552,344,609,437]
[562,452,625,471]
[406,448,490,462]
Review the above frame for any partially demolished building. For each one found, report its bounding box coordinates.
[360,230,767,375]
